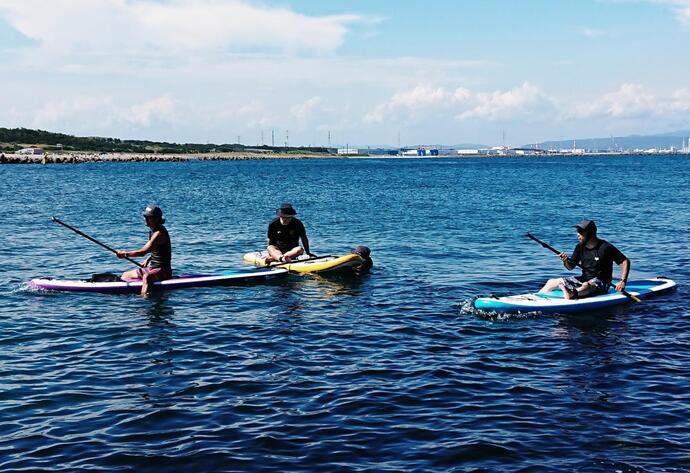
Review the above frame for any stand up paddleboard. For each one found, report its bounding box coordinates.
[474,278,676,314]
[29,267,288,294]
[243,251,363,274]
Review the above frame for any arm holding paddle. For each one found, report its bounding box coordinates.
[116,230,162,260]
[559,252,576,270]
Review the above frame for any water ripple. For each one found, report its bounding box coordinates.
[1,157,689,471]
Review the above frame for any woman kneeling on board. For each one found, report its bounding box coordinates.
[539,219,630,300]
[116,204,172,295]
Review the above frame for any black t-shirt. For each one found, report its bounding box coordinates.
[571,239,626,284]
[268,218,306,252]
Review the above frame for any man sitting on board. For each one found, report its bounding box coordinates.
[116,204,172,296]
[265,203,312,263]
[539,219,631,299]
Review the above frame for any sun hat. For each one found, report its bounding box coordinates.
[277,203,297,217]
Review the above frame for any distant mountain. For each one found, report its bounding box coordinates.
[529,131,690,151]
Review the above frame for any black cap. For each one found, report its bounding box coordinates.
[277,203,297,217]
[143,204,163,218]
[574,219,596,234]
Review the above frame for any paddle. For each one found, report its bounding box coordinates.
[51,216,144,268]
[271,253,333,267]
[525,232,640,302]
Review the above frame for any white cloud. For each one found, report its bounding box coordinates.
[624,0,690,24]
[457,82,543,120]
[389,85,448,108]
[364,85,451,123]
[365,82,547,124]
[290,97,322,122]
[34,96,114,125]
[31,94,179,130]
[124,95,178,126]
[569,83,690,118]
[0,0,363,61]
[578,27,608,38]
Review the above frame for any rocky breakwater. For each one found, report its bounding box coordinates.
[0,151,333,164]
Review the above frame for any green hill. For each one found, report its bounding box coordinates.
[0,128,330,154]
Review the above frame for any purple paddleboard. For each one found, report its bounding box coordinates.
[29,267,288,294]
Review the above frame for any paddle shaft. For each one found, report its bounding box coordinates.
[51,217,144,268]
[272,254,333,267]
[525,233,640,302]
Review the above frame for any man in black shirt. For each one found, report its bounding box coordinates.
[265,203,311,263]
[539,219,631,299]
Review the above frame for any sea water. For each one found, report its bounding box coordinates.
[1,156,689,471]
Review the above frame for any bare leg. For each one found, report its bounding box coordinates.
[121,268,139,281]
[574,281,597,298]
[141,272,152,296]
[539,278,563,293]
[560,281,598,300]
[281,246,304,262]
[266,245,283,264]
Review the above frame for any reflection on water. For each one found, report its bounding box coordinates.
[145,292,175,322]
[553,312,631,407]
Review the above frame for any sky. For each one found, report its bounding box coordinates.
[1,0,690,147]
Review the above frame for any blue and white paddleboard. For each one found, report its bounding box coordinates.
[474,278,676,314]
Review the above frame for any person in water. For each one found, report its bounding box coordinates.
[116,204,172,295]
[350,245,373,276]
[265,203,312,263]
[539,219,630,299]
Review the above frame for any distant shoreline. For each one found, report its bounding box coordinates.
[1,150,688,165]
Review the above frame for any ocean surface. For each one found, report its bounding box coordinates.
[1,155,689,472]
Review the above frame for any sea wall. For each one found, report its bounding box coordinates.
[0,152,334,164]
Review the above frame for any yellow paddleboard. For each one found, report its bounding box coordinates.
[243,251,363,274]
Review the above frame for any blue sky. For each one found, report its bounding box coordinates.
[1,0,689,146]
